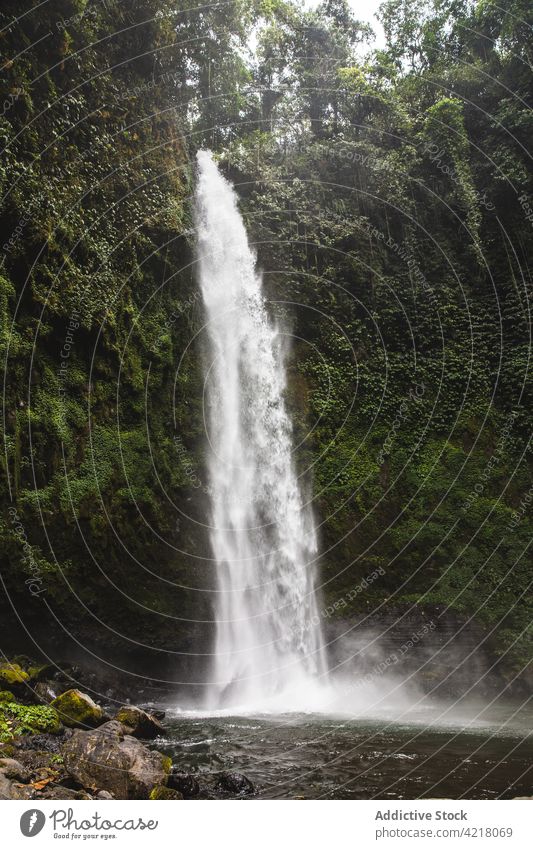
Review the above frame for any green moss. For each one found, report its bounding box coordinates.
[161,755,172,775]
[0,663,29,686]
[0,702,62,742]
[115,706,137,726]
[149,785,182,800]
[0,691,16,703]
[26,665,51,682]
[50,689,103,728]
[0,744,16,758]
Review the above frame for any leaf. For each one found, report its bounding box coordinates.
[31,777,54,790]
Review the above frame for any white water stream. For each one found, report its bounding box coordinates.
[195,151,328,710]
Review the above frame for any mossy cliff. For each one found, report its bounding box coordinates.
[0,0,531,693]
[0,1,210,675]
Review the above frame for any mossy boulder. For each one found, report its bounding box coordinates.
[0,702,62,742]
[115,705,165,739]
[51,689,104,728]
[0,663,29,686]
[149,785,183,800]
[27,664,54,683]
[0,691,16,704]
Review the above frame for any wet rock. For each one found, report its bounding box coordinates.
[140,705,166,721]
[51,689,104,728]
[168,770,200,798]
[0,771,14,799]
[16,732,66,753]
[215,771,254,796]
[40,784,93,800]
[33,681,59,704]
[0,661,30,695]
[0,756,31,799]
[0,757,30,782]
[97,790,114,800]
[114,705,165,739]
[149,785,183,800]
[26,664,56,684]
[62,720,171,799]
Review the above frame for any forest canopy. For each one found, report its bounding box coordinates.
[0,0,531,686]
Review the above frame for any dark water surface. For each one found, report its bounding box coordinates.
[153,702,533,799]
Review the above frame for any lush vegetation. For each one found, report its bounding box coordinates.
[1,0,531,684]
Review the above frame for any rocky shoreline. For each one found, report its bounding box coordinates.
[0,658,254,801]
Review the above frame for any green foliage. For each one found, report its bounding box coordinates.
[202,0,532,674]
[0,0,531,680]
[0,0,207,645]
[0,702,62,742]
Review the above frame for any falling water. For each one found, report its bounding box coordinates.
[195,150,328,710]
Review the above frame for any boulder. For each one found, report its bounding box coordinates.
[149,785,183,800]
[114,705,164,739]
[0,757,30,782]
[168,770,200,798]
[215,771,254,796]
[0,757,30,799]
[0,662,28,687]
[16,732,65,753]
[62,720,171,799]
[33,682,59,704]
[139,705,166,721]
[51,689,104,728]
[0,691,16,703]
[0,771,14,799]
[26,664,55,683]
[40,785,93,800]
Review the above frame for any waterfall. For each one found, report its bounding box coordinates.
[195,151,328,710]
